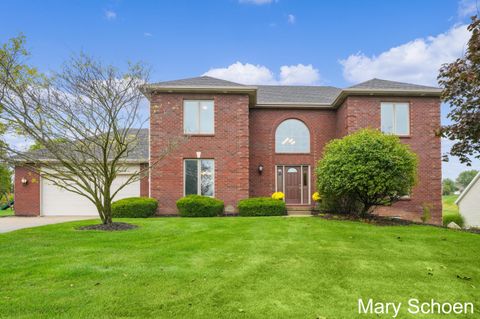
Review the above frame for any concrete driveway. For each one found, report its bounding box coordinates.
[0,216,96,233]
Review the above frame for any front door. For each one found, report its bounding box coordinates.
[285,166,301,204]
[277,165,310,205]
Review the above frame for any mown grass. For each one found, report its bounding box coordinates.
[442,195,464,226]
[0,217,479,318]
[0,207,14,217]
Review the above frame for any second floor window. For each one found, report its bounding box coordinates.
[184,100,214,134]
[381,102,410,136]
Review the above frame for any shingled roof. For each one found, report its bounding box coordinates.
[18,129,149,162]
[142,76,441,107]
[146,76,248,88]
[348,78,439,91]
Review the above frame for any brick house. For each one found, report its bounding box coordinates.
[14,76,442,224]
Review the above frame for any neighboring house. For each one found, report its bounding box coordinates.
[14,76,443,224]
[455,172,480,228]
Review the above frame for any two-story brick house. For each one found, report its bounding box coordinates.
[142,76,442,223]
[14,76,442,224]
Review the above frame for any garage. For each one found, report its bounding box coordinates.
[41,169,141,216]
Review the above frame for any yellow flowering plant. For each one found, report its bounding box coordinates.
[312,192,321,202]
[271,192,285,200]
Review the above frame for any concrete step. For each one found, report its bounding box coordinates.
[287,205,313,211]
[287,208,312,216]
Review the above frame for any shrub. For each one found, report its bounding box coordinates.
[316,129,417,216]
[112,197,158,218]
[316,194,362,215]
[176,195,224,217]
[238,197,286,217]
[443,213,465,228]
[421,203,432,223]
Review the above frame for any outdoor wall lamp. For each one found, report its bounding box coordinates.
[21,177,28,185]
[258,164,264,175]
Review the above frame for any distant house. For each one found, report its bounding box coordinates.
[455,172,480,228]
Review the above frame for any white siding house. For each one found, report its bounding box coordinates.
[455,172,480,228]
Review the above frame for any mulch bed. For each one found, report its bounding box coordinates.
[315,212,480,234]
[316,213,415,226]
[77,222,138,231]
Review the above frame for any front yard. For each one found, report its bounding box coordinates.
[0,217,479,318]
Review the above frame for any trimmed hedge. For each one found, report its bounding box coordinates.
[112,197,158,218]
[443,213,465,228]
[176,195,224,217]
[238,197,286,217]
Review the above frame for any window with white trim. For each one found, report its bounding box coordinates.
[183,100,214,134]
[184,159,214,196]
[381,102,410,135]
[275,119,310,153]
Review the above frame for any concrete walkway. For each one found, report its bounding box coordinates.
[0,216,96,233]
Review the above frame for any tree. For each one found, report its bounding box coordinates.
[456,169,479,190]
[442,178,457,195]
[0,36,180,226]
[316,129,418,216]
[438,15,480,165]
[29,138,69,151]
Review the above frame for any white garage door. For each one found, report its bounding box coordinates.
[41,173,141,216]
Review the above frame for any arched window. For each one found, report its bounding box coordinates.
[275,119,310,153]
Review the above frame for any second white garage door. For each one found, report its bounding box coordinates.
[41,172,141,216]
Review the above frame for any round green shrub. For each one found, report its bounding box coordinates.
[112,197,158,218]
[316,129,417,216]
[176,195,224,217]
[238,197,286,217]
[443,213,465,228]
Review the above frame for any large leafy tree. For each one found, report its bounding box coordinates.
[442,178,457,195]
[438,15,480,165]
[316,129,418,216]
[0,35,179,226]
[456,169,479,189]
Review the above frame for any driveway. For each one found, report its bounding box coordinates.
[0,216,96,233]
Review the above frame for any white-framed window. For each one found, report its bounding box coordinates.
[381,102,410,136]
[183,100,214,134]
[275,119,310,153]
[184,159,214,196]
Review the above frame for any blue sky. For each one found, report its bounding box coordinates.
[1,0,479,178]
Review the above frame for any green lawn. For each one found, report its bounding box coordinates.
[442,195,463,225]
[0,207,14,217]
[0,218,479,318]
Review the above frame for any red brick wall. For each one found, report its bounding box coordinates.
[140,163,149,197]
[149,93,250,214]
[14,166,40,216]
[337,96,442,224]
[249,108,337,201]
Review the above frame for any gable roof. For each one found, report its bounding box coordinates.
[348,78,439,91]
[146,76,248,88]
[141,76,441,108]
[455,171,480,205]
[256,85,341,105]
[17,129,149,163]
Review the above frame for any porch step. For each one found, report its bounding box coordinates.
[287,206,312,216]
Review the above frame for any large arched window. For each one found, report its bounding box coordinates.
[275,119,310,153]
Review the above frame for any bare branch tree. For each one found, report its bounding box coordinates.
[0,36,180,225]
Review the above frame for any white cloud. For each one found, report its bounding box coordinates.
[340,24,470,85]
[144,32,153,37]
[458,0,478,17]
[105,10,117,20]
[279,64,320,85]
[287,14,296,24]
[203,62,321,85]
[238,0,274,4]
